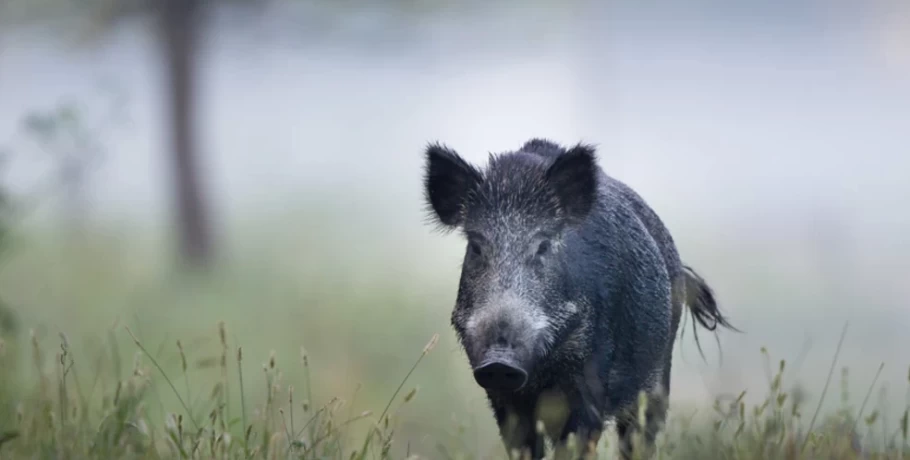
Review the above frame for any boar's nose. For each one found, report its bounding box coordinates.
[472,360,528,391]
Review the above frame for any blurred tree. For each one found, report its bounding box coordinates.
[2,0,216,269]
[64,0,215,269]
[1,0,559,270]
[155,0,215,270]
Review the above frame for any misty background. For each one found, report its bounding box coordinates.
[1,0,908,456]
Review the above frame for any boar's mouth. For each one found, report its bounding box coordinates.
[471,347,530,392]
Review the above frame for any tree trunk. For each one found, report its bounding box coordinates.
[158,0,215,269]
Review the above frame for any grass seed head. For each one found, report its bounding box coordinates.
[177,340,187,372]
[403,387,418,403]
[423,334,439,355]
[113,381,122,406]
[217,321,226,347]
[132,351,143,376]
[30,328,41,364]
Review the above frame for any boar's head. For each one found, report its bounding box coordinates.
[423,139,599,393]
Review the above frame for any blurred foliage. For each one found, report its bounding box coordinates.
[21,101,106,176]
[2,87,130,241]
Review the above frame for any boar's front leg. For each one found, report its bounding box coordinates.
[552,414,603,460]
[494,404,545,459]
[614,387,669,460]
[554,429,602,460]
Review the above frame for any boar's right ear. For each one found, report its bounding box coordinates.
[545,143,598,222]
[423,142,483,229]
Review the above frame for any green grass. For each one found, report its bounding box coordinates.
[1,315,908,459]
[0,218,909,459]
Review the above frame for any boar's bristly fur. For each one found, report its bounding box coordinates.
[422,138,736,459]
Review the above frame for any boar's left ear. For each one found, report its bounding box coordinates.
[545,143,598,222]
[423,142,483,229]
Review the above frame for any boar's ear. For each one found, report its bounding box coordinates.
[545,143,598,222]
[423,142,483,229]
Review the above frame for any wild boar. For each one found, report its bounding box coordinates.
[422,138,735,459]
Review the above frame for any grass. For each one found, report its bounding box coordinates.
[0,316,442,459]
[0,217,909,459]
[0,314,908,459]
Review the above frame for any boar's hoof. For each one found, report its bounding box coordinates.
[473,360,528,391]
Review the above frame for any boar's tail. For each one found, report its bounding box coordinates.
[682,265,739,358]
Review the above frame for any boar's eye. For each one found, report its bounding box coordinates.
[536,240,552,257]
[465,231,488,258]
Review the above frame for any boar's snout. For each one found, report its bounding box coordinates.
[463,297,546,392]
[472,351,528,391]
